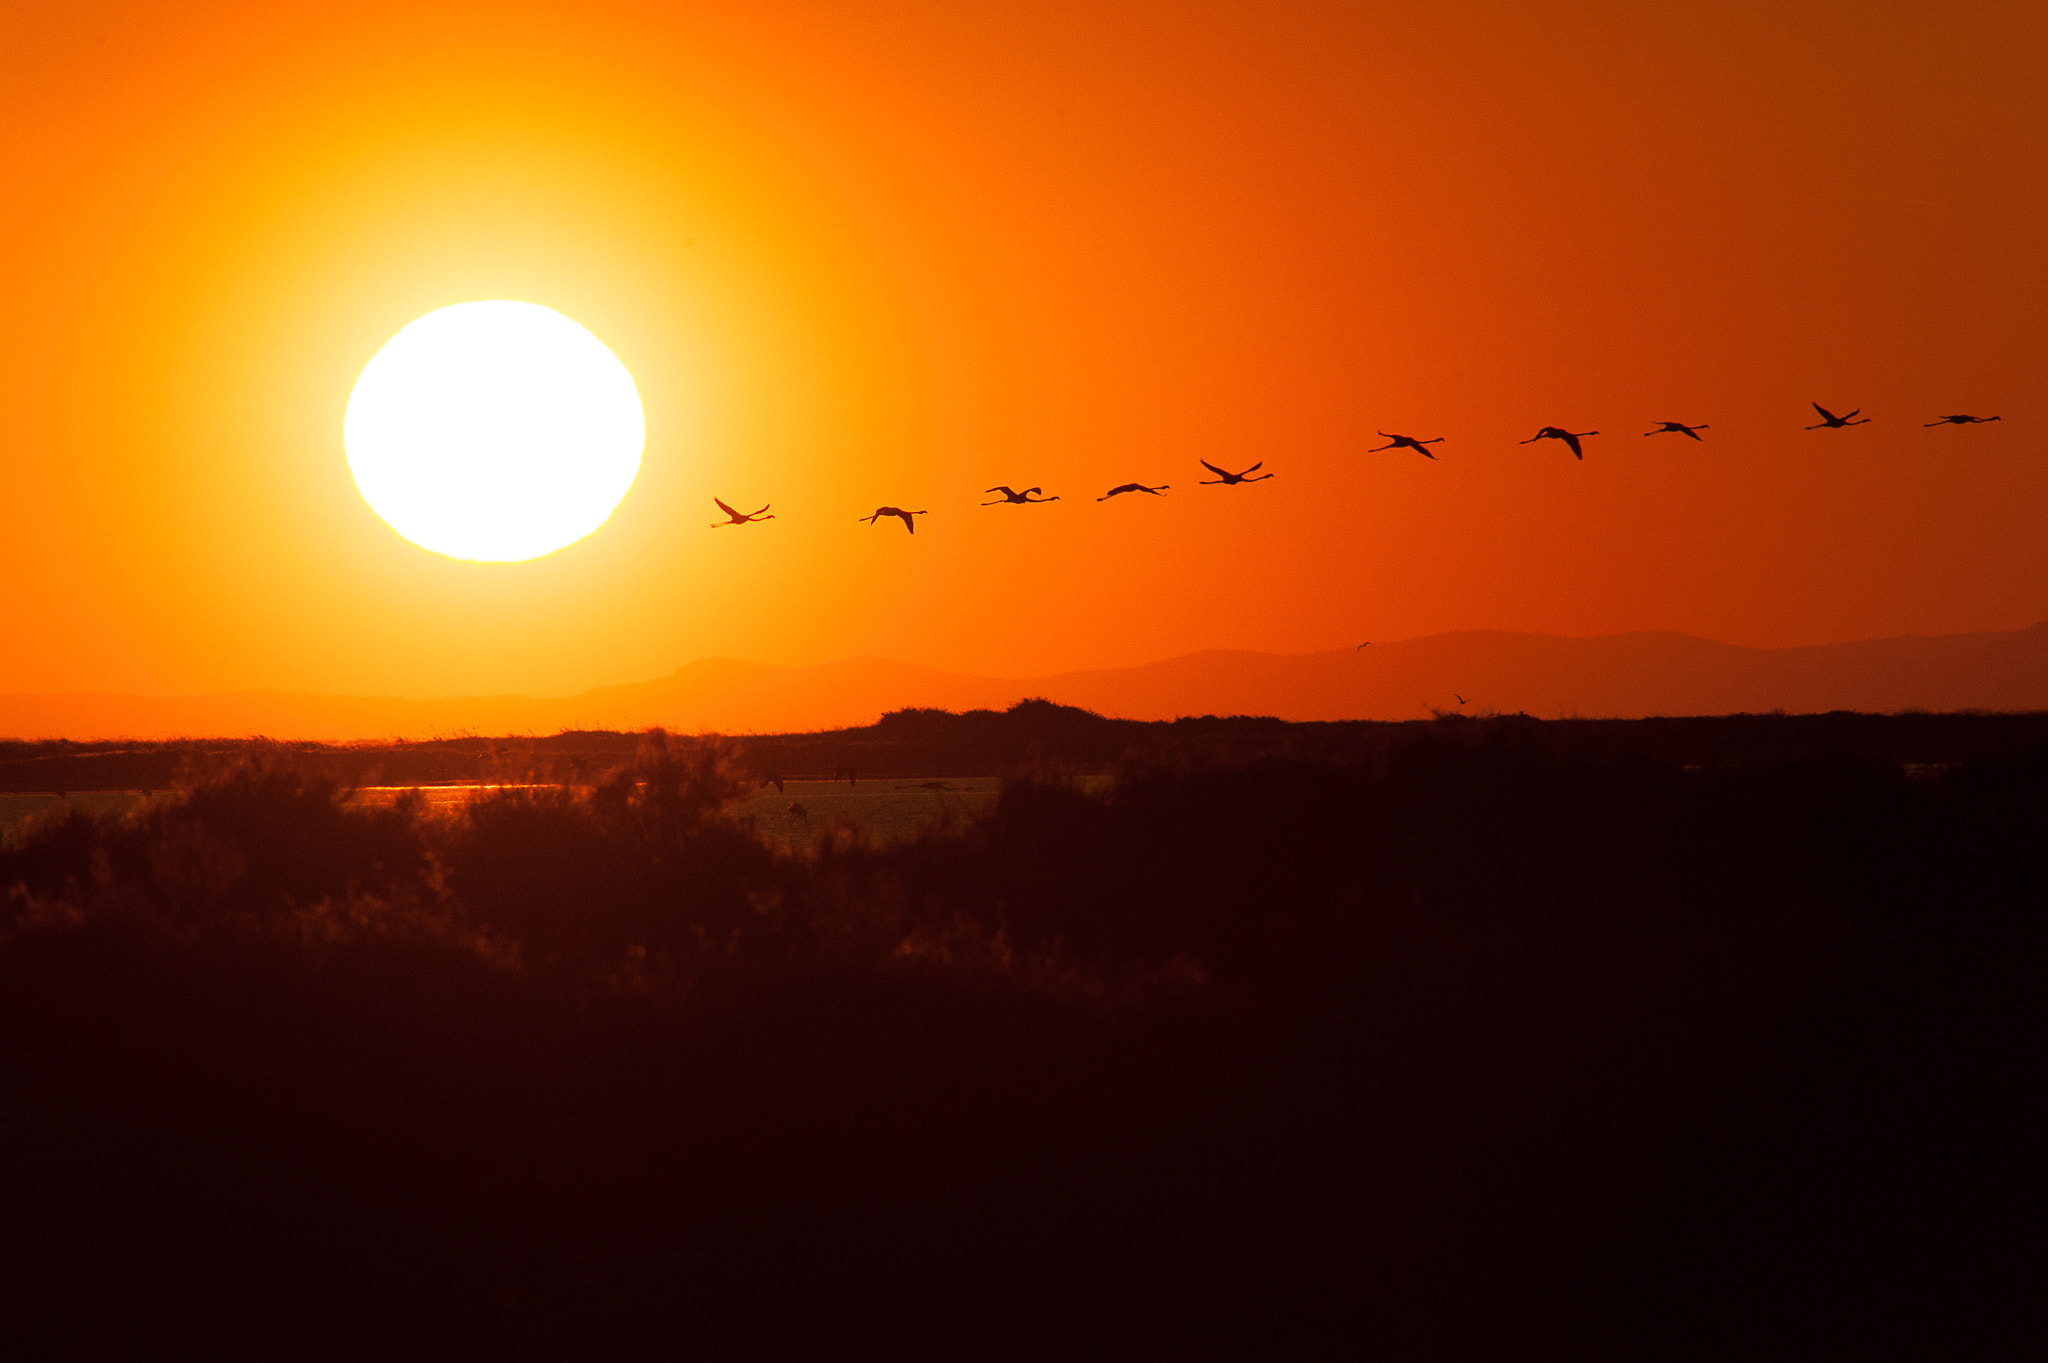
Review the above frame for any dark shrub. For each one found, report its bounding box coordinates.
[444,732,781,970]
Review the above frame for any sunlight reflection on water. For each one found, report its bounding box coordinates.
[3,778,1015,853]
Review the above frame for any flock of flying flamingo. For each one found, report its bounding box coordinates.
[709,404,2005,532]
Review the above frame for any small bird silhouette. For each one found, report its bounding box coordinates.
[859,507,927,533]
[1357,641,1370,650]
[1806,403,1870,429]
[982,485,1060,505]
[1198,459,1274,485]
[1925,414,2001,426]
[711,497,774,527]
[1644,422,1708,441]
[1369,431,1445,458]
[1520,427,1599,459]
[1097,483,1170,500]
[1454,693,1468,706]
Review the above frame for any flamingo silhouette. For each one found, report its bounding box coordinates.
[1925,414,2000,426]
[983,486,1061,505]
[1806,404,1870,429]
[1369,432,1445,458]
[711,497,775,527]
[859,507,927,533]
[1520,427,1599,459]
[1198,459,1274,485]
[1644,422,1708,441]
[1097,483,1170,500]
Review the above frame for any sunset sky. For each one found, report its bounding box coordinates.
[5,0,2044,703]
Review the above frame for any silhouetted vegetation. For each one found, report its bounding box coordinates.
[12,699,2048,792]
[2,722,2040,1355]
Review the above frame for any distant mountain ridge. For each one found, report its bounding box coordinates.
[3,622,2045,740]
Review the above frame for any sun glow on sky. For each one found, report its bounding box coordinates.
[343,301,645,562]
[4,1,2046,707]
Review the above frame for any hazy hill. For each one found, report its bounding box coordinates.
[2,622,2044,740]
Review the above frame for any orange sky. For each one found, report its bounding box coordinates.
[5,0,2044,702]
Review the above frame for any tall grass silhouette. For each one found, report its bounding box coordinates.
[1,721,2040,1355]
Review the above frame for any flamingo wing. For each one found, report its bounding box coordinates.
[1562,433,1584,458]
[1199,459,1229,478]
[1241,460,1264,475]
[1813,403,1840,423]
[714,497,739,518]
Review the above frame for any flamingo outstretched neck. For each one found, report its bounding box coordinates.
[1369,432,1445,458]
[1520,427,1599,459]
[1097,483,1170,500]
[859,507,927,533]
[982,486,1061,505]
[1806,404,1870,429]
[711,497,775,527]
[1198,459,1274,485]
[1644,422,1708,441]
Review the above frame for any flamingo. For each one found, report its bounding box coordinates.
[1198,459,1274,485]
[1925,414,2000,426]
[983,486,1061,505]
[711,497,775,527]
[1520,427,1599,459]
[1644,422,1708,441]
[1369,432,1445,458]
[1806,403,1870,429]
[859,507,927,533]
[1097,483,1170,500]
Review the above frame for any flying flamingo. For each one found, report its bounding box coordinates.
[1369,432,1445,458]
[1925,414,2001,426]
[1097,483,1169,500]
[1198,459,1274,485]
[1520,426,1599,459]
[983,486,1061,505]
[1806,403,1870,429]
[1644,422,1708,441]
[711,497,775,527]
[859,507,927,533]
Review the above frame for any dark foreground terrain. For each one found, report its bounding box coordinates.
[2,712,2042,1357]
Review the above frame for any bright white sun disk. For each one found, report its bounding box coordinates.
[344,301,644,562]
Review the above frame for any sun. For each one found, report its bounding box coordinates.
[343,301,645,562]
